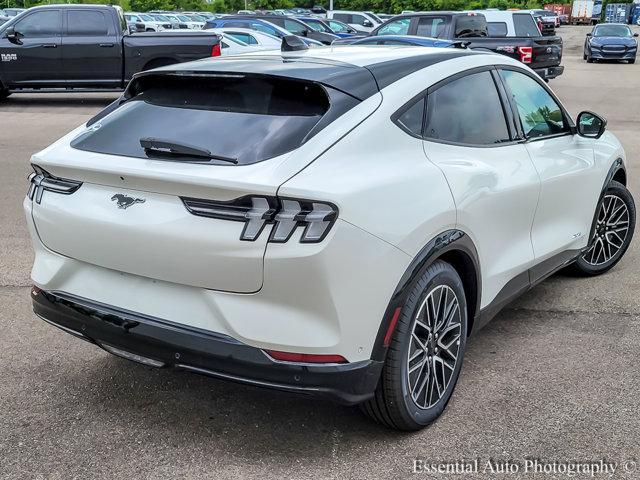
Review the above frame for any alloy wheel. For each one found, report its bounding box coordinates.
[583,194,630,266]
[407,285,462,409]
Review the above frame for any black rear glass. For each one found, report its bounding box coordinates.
[71,74,333,165]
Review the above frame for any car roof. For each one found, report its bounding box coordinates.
[150,46,480,100]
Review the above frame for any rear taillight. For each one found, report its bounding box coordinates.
[518,46,533,64]
[181,195,338,243]
[211,43,221,57]
[265,350,347,364]
[27,165,82,204]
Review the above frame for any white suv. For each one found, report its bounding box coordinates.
[26,45,635,430]
[326,10,381,33]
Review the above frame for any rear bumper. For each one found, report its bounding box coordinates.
[32,288,383,405]
[534,65,564,80]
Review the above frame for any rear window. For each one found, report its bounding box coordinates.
[71,74,351,165]
[487,22,507,37]
[513,13,540,37]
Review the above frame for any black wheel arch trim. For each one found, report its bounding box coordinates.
[370,229,481,362]
[587,158,626,247]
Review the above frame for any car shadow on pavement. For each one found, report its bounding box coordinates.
[77,351,413,458]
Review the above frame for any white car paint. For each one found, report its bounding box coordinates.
[209,27,282,48]
[25,46,627,365]
[326,10,381,33]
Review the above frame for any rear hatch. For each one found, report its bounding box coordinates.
[28,58,378,293]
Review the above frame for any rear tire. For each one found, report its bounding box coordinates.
[569,181,635,276]
[360,260,468,431]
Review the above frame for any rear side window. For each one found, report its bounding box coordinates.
[227,32,257,44]
[513,13,540,37]
[424,71,510,145]
[395,98,425,136]
[487,22,507,37]
[416,16,447,38]
[71,74,357,165]
[67,10,110,36]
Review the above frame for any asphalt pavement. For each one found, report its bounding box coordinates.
[1,26,639,479]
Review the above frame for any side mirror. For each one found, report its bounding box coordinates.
[362,20,373,28]
[300,29,308,36]
[586,32,592,36]
[5,26,22,44]
[577,111,606,139]
[634,33,639,37]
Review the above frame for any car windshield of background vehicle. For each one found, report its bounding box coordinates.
[500,70,567,138]
[377,17,410,35]
[593,25,632,37]
[513,13,540,37]
[424,71,510,145]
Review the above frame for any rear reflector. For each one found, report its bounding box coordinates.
[383,307,402,347]
[265,350,347,364]
[211,43,221,57]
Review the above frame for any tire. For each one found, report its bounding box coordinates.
[360,260,468,431]
[629,59,636,64]
[587,55,594,63]
[569,181,635,276]
[583,52,587,60]
[0,88,10,100]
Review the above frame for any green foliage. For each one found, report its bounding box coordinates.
[0,0,553,15]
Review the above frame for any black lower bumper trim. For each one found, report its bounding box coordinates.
[534,65,564,80]
[32,288,382,405]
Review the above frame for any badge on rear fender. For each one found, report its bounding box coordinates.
[1,53,17,62]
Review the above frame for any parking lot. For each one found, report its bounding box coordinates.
[1,25,639,479]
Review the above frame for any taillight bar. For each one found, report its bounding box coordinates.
[181,195,338,243]
[27,165,82,204]
[211,43,221,57]
[518,46,533,64]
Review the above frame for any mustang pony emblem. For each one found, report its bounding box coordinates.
[111,194,145,209]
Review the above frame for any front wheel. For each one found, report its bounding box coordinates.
[0,88,10,100]
[570,181,635,276]
[360,260,467,430]
[629,59,636,64]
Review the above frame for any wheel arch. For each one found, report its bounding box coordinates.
[587,158,627,243]
[369,229,481,362]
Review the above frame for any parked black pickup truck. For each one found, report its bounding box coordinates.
[336,11,564,81]
[0,5,222,99]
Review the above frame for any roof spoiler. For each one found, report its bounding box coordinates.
[281,35,308,52]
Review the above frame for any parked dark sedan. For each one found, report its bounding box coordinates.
[584,23,638,63]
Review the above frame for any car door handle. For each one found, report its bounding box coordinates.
[99,43,115,48]
[42,44,57,48]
